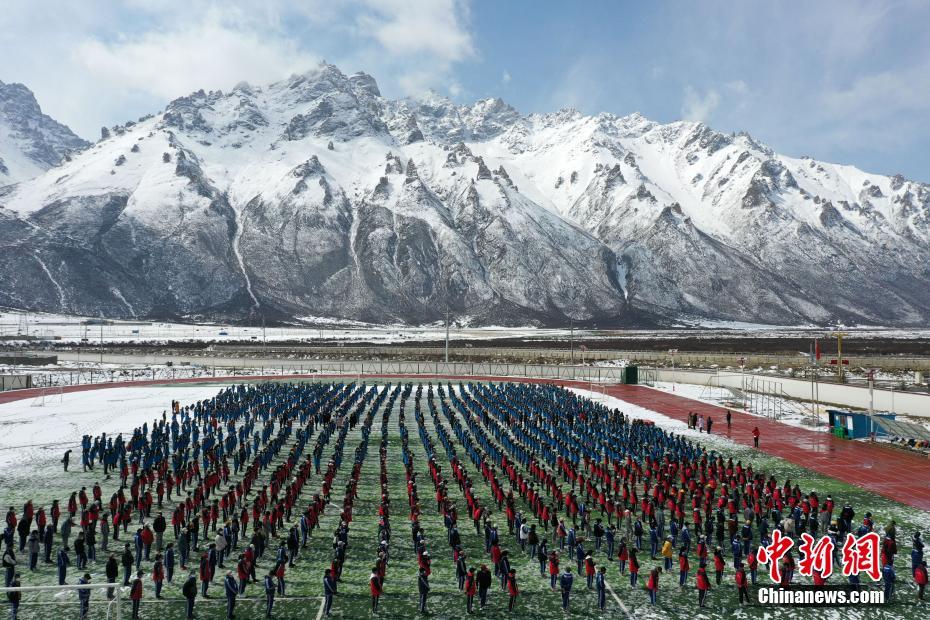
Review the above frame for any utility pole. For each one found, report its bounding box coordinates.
[445,307,450,363]
[867,368,875,416]
[867,367,876,440]
[809,339,821,424]
[569,317,574,363]
[830,331,849,382]
[734,356,747,409]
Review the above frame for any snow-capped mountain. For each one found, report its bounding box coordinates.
[1,63,928,326]
[0,81,89,186]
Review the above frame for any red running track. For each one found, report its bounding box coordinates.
[604,384,930,512]
[2,375,929,511]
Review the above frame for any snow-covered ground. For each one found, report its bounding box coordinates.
[0,384,229,498]
[0,309,568,345]
[570,387,756,451]
[5,309,930,347]
[648,380,827,431]
[644,381,930,437]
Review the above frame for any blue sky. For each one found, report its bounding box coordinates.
[3,0,929,181]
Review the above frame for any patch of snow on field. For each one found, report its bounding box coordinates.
[568,387,751,453]
[0,384,228,476]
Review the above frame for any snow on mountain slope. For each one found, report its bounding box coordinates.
[0,80,89,187]
[0,62,927,326]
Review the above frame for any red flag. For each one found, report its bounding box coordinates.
[814,338,822,361]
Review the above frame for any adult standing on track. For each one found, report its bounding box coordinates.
[752,426,760,448]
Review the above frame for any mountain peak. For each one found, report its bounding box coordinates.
[2,65,929,327]
[348,72,381,98]
[0,80,89,185]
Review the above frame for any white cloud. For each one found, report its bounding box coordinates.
[681,86,720,122]
[73,13,318,101]
[352,0,475,98]
[502,70,512,84]
[813,56,930,150]
[355,0,474,63]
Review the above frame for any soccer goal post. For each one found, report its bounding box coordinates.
[0,581,124,620]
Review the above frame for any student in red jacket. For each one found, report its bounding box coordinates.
[199,551,212,597]
[735,566,749,604]
[152,554,165,599]
[584,554,596,588]
[629,549,640,587]
[130,570,144,619]
[617,539,628,574]
[236,554,249,594]
[678,549,690,587]
[646,567,661,604]
[506,568,518,612]
[490,542,502,577]
[914,560,927,600]
[696,565,711,607]
[747,546,759,584]
[369,567,383,611]
[548,552,560,590]
[464,567,477,613]
[275,557,287,596]
[713,548,725,585]
[812,568,827,587]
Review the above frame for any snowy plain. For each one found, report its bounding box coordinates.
[0,384,228,496]
[5,309,930,347]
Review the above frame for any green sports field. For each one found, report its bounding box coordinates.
[2,379,928,620]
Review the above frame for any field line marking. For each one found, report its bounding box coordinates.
[315,595,326,620]
[605,578,633,619]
